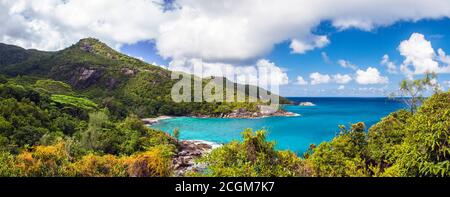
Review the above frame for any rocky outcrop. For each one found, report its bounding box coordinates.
[80,41,94,53]
[298,102,316,106]
[69,67,104,89]
[121,68,137,76]
[172,140,221,176]
[221,105,299,118]
[142,116,173,125]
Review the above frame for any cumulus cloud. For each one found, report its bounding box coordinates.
[337,59,358,70]
[399,33,450,77]
[307,72,352,85]
[296,76,308,85]
[3,0,450,89]
[438,48,450,66]
[338,85,345,90]
[310,72,331,85]
[2,0,450,61]
[168,58,288,89]
[355,87,387,95]
[333,74,352,84]
[0,0,174,50]
[290,35,330,54]
[355,67,389,84]
[255,59,289,87]
[381,54,397,74]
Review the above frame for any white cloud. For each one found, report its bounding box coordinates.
[296,76,308,85]
[300,73,352,85]
[337,59,358,70]
[290,35,330,54]
[0,0,175,50]
[2,0,450,62]
[356,87,387,95]
[333,74,352,84]
[151,62,167,69]
[168,58,288,89]
[255,59,289,87]
[438,48,450,66]
[2,0,450,91]
[310,72,331,85]
[399,33,450,77]
[381,54,397,74]
[338,85,345,90]
[399,33,439,75]
[355,67,389,84]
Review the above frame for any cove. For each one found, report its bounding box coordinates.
[151,97,405,154]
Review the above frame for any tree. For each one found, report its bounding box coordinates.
[391,72,438,113]
[173,128,180,143]
[393,91,450,176]
[308,123,370,177]
[80,110,110,151]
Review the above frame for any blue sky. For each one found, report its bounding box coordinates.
[2,1,450,97]
[121,19,450,97]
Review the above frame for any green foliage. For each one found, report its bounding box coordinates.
[197,129,305,177]
[394,91,450,176]
[0,98,50,148]
[79,110,111,152]
[393,72,439,113]
[0,75,7,84]
[33,79,73,95]
[367,110,411,170]
[1,39,287,119]
[306,91,450,177]
[307,123,370,177]
[173,128,180,142]
[51,94,98,111]
[1,39,449,177]
[0,151,20,176]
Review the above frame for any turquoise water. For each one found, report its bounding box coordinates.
[151,98,406,154]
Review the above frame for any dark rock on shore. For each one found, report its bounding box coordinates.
[172,140,221,176]
[218,105,300,118]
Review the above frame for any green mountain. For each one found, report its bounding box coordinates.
[0,38,288,118]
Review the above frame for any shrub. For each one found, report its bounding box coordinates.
[197,129,305,177]
[15,142,73,176]
[124,145,174,177]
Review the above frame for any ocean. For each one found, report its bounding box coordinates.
[151,97,406,154]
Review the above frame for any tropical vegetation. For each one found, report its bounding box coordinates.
[0,39,448,177]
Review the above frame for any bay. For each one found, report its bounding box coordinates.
[151,97,406,154]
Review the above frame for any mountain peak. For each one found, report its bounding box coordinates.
[74,37,111,53]
[68,37,128,61]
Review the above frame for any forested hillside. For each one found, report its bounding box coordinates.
[0,38,287,119]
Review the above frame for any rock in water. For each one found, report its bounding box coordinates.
[298,102,315,106]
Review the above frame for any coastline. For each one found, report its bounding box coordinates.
[173,140,222,176]
[143,110,300,126]
[192,108,301,119]
[142,116,174,125]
